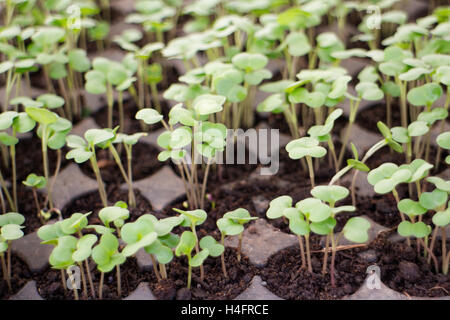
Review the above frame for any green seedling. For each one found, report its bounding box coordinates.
[113,133,147,208]
[114,30,164,112]
[391,120,429,163]
[175,231,215,289]
[0,110,36,211]
[173,208,207,279]
[66,128,116,206]
[38,212,96,299]
[22,173,46,223]
[431,200,450,275]
[85,57,137,129]
[137,103,227,209]
[98,204,130,236]
[308,108,343,172]
[436,131,450,165]
[368,162,411,203]
[337,67,384,167]
[285,136,327,187]
[92,232,125,299]
[420,184,448,268]
[25,107,71,210]
[122,214,183,280]
[0,212,24,291]
[0,57,37,112]
[217,208,256,276]
[266,193,367,286]
[231,52,271,128]
[330,121,403,204]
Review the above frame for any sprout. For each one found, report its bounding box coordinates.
[266,192,366,287]
[285,136,327,187]
[38,212,96,299]
[368,163,411,197]
[391,120,429,163]
[113,132,147,208]
[137,104,227,210]
[25,107,71,210]
[85,57,137,129]
[0,212,24,292]
[92,233,126,299]
[217,208,256,277]
[175,231,208,289]
[436,131,450,165]
[125,215,184,280]
[66,128,116,206]
[173,208,208,280]
[308,108,343,171]
[0,110,36,211]
[22,173,46,223]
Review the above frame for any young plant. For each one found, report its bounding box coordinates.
[330,121,403,205]
[38,212,97,299]
[436,131,450,166]
[175,231,207,289]
[173,208,207,280]
[137,97,227,209]
[308,108,343,172]
[66,129,117,207]
[337,67,384,167]
[0,212,24,291]
[84,57,137,129]
[285,136,327,187]
[22,173,46,223]
[0,110,36,211]
[113,133,147,208]
[216,208,257,276]
[92,232,125,299]
[26,107,72,210]
[122,214,183,280]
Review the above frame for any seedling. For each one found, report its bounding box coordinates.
[113,133,147,208]
[92,232,125,299]
[337,67,384,167]
[85,57,137,129]
[0,110,36,211]
[137,101,227,209]
[217,208,257,276]
[25,107,72,210]
[285,136,327,187]
[436,131,450,165]
[308,108,343,172]
[173,208,207,280]
[266,193,367,287]
[66,129,117,206]
[38,212,96,299]
[22,173,46,223]
[0,212,24,291]
[391,120,429,163]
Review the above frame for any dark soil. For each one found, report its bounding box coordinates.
[371,235,450,297]
[147,248,256,300]
[0,254,32,300]
[36,257,144,300]
[16,185,47,234]
[62,187,152,224]
[260,245,368,300]
[1,135,69,183]
[79,142,163,185]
